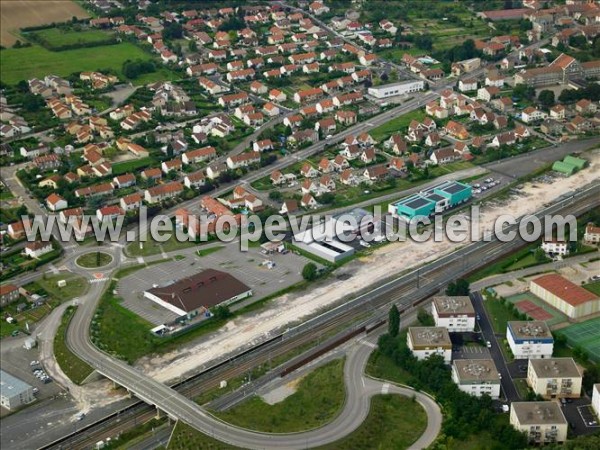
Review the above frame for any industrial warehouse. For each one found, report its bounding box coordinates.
[144,269,252,321]
[388,180,472,220]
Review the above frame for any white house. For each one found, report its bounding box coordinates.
[541,239,569,257]
[24,241,53,259]
[507,321,554,360]
[521,107,547,123]
[452,359,501,399]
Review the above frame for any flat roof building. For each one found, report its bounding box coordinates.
[368,80,424,99]
[389,180,472,220]
[510,402,568,445]
[507,321,554,360]
[144,269,252,320]
[452,359,501,398]
[0,370,35,410]
[527,358,582,399]
[530,273,600,319]
[432,296,476,332]
[407,326,452,363]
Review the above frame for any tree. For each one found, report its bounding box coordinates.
[211,305,232,321]
[269,191,282,201]
[388,304,400,337]
[162,22,183,40]
[534,248,548,262]
[538,89,555,108]
[188,40,198,52]
[446,279,470,296]
[302,262,318,281]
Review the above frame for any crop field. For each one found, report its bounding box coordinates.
[26,27,115,48]
[0,0,89,47]
[0,43,154,85]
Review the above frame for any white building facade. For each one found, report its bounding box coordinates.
[507,321,554,359]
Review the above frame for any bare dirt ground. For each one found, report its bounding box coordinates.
[0,0,89,47]
[135,151,599,383]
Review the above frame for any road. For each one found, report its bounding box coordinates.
[53,182,598,449]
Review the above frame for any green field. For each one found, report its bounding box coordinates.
[215,358,346,432]
[317,395,427,450]
[584,280,600,296]
[370,110,427,141]
[112,157,157,175]
[76,251,112,268]
[0,43,156,85]
[482,296,522,334]
[126,234,200,257]
[557,317,600,363]
[54,306,94,384]
[27,27,114,48]
[25,273,89,302]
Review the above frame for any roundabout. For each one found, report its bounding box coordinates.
[75,251,113,269]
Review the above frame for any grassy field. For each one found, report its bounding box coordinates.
[25,272,89,302]
[27,27,114,48]
[0,43,156,85]
[370,110,427,141]
[366,349,413,387]
[76,251,112,268]
[584,281,600,296]
[93,285,161,363]
[126,234,200,257]
[168,421,239,449]
[215,358,346,432]
[112,157,157,175]
[197,245,224,257]
[54,306,94,384]
[482,296,522,334]
[317,395,427,450]
[0,0,89,47]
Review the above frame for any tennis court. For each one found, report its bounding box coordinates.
[515,300,553,321]
[505,292,568,327]
[558,317,600,363]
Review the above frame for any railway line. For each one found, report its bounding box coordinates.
[42,182,599,449]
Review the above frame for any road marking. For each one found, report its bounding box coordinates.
[382,383,390,394]
[360,339,377,349]
[89,277,109,283]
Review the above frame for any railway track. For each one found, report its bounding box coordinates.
[42,185,599,450]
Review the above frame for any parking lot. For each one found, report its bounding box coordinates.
[0,344,61,416]
[118,242,310,326]
[470,175,508,197]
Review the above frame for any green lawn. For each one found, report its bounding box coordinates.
[126,233,199,257]
[584,281,600,296]
[482,296,522,334]
[215,358,346,432]
[370,110,427,142]
[1,43,158,85]
[513,378,531,400]
[54,306,94,384]
[317,395,427,450]
[92,284,161,364]
[366,349,413,386]
[27,27,114,48]
[76,251,112,268]
[197,245,224,257]
[25,273,88,302]
[112,157,156,175]
[168,421,239,449]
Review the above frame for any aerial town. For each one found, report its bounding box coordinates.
[0,0,599,449]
